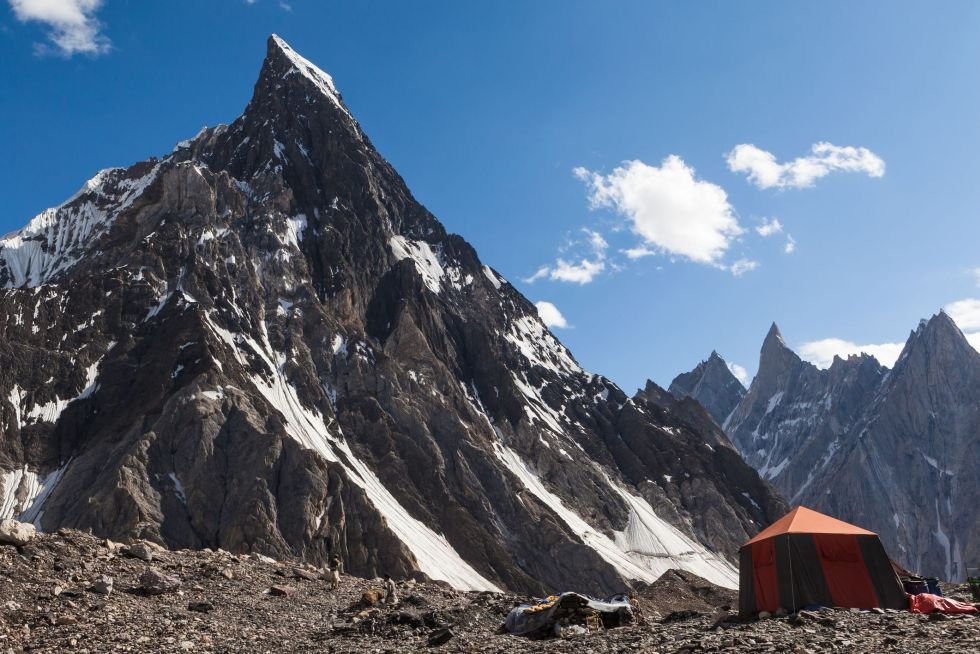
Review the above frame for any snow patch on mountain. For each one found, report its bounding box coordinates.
[493,442,737,589]
[389,236,444,293]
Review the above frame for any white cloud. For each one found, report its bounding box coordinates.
[549,258,605,284]
[525,228,608,285]
[278,1,292,10]
[535,301,569,329]
[971,268,980,287]
[729,259,759,277]
[574,156,743,265]
[9,0,110,56]
[944,298,980,331]
[798,337,905,369]
[755,217,783,237]
[784,235,796,254]
[523,266,551,283]
[727,362,750,387]
[727,142,885,189]
[622,245,655,260]
[943,299,980,353]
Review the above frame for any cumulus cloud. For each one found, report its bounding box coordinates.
[535,301,569,329]
[755,217,783,237]
[729,259,759,277]
[798,338,905,369]
[943,299,980,354]
[727,362,750,387]
[574,156,743,265]
[525,228,608,285]
[784,235,797,254]
[944,298,980,331]
[9,0,110,56]
[727,142,885,189]
[622,245,655,260]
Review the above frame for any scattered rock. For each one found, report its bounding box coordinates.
[427,628,453,647]
[269,585,296,597]
[139,568,181,595]
[125,542,154,562]
[91,575,113,595]
[292,567,318,581]
[187,602,214,613]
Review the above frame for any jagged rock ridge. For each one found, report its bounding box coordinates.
[668,351,746,426]
[718,314,980,580]
[0,35,784,594]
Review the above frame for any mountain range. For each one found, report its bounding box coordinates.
[0,35,786,595]
[671,313,980,581]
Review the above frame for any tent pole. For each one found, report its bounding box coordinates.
[788,537,795,614]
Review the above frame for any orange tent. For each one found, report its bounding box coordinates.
[739,507,906,615]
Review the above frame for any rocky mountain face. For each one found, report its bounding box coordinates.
[0,36,784,595]
[668,351,746,426]
[720,315,980,581]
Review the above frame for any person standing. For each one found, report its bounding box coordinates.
[382,574,398,606]
[327,555,342,590]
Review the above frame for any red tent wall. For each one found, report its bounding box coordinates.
[815,534,878,608]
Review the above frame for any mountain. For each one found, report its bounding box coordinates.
[723,314,980,581]
[0,36,784,594]
[668,351,746,426]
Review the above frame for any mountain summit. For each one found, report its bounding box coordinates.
[668,351,745,426]
[0,36,783,593]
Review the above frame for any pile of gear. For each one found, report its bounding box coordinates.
[504,592,636,638]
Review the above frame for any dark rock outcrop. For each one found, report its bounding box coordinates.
[0,35,783,594]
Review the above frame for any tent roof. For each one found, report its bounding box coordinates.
[743,506,876,546]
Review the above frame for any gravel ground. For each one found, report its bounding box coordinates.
[2,529,979,653]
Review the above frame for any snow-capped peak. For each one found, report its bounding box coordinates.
[268,34,351,120]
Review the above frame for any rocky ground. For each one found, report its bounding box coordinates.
[2,528,979,653]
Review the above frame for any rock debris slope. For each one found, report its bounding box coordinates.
[0,35,783,594]
[715,315,980,581]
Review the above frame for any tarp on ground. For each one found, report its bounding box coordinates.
[908,593,978,615]
[504,592,633,636]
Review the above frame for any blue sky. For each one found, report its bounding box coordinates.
[4,1,980,391]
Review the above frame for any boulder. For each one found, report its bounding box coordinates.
[292,567,318,581]
[126,542,154,562]
[92,575,113,595]
[0,520,36,546]
[140,568,181,595]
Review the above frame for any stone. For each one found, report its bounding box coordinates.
[0,520,36,546]
[292,567,318,581]
[126,542,154,562]
[220,568,235,580]
[92,575,113,595]
[269,585,296,597]
[187,602,214,613]
[427,629,453,647]
[139,568,181,595]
